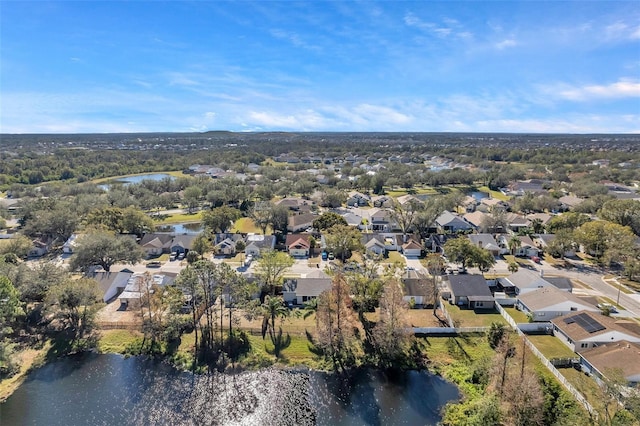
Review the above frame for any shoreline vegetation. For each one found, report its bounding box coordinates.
[1,326,590,426]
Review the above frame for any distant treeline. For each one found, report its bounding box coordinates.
[0,132,639,188]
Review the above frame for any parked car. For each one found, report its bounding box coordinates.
[146,260,161,268]
[328,252,335,260]
[169,252,177,261]
[597,303,618,313]
[177,252,185,260]
[321,251,328,261]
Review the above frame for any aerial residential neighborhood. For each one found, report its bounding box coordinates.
[1,132,640,424]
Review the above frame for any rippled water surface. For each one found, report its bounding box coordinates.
[1,353,458,426]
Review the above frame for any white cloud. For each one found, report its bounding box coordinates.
[604,21,640,41]
[404,13,472,40]
[552,79,640,101]
[495,39,517,50]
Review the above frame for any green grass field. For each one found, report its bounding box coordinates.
[98,329,143,353]
[232,217,262,234]
[503,307,530,323]
[153,211,203,225]
[445,305,507,327]
[527,335,576,360]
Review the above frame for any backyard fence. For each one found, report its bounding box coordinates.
[495,303,596,416]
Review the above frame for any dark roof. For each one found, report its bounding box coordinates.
[447,274,493,298]
[404,280,429,297]
[544,277,573,291]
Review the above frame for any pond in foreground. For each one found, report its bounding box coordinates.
[1,353,458,426]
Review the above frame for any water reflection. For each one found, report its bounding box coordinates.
[1,354,458,426]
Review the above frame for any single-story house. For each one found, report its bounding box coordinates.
[436,211,473,233]
[446,274,495,309]
[401,269,431,306]
[462,211,487,230]
[346,191,371,207]
[170,234,196,255]
[505,213,531,233]
[90,268,134,302]
[579,341,640,386]
[244,234,276,257]
[551,311,640,353]
[498,269,569,295]
[214,237,237,256]
[370,208,394,232]
[275,197,311,211]
[364,237,386,258]
[480,198,510,212]
[285,234,311,258]
[497,235,540,258]
[396,194,421,206]
[119,273,175,310]
[372,195,393,208]
[28,237,52,258]
[140,233,174,257]
[516,286,599,322]
[402,239,423,257]
[467,234,501,255]
[282,269,332,305]
[342,212,363,228]
[287,212,317,233]
[62,233,80,254]
[535,234,576,258]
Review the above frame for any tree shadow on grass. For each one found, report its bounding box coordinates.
[265,327,291,358]
[446,336,471,362]
[305,330,324,356]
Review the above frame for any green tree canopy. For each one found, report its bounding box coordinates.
[313,212,348,231]
[69,231,144,272]
[202,206,241,233]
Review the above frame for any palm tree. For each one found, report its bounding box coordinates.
[508,236,522,256]
[300,297,318,320]
[261,295,290,357]
[508,262,519,273]
[261,295,289,341]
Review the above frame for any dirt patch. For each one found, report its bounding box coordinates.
[95,300,142,329]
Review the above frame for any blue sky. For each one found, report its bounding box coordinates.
[1,1,639,133]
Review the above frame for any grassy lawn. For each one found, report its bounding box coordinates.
[527,335,576,360]
[384,251,406,267]
[445,304,507,327]
[246,333,320,366]
[153,211,203,225]
[560,367,611,418]
[232,217,262,234]
[503,254,533,268]
[421,335,494,369]
[617,277,640,292]
[503,307,530,323]
[477,185,510,201]
[98,329,143,353]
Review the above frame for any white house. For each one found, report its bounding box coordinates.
[62,234,80,254]
[402,239,423,257]
[285,234,311,258]
[282,270,332,305]
[244,234,276,257]
[516,287,598,322]
[551,311,640,353]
